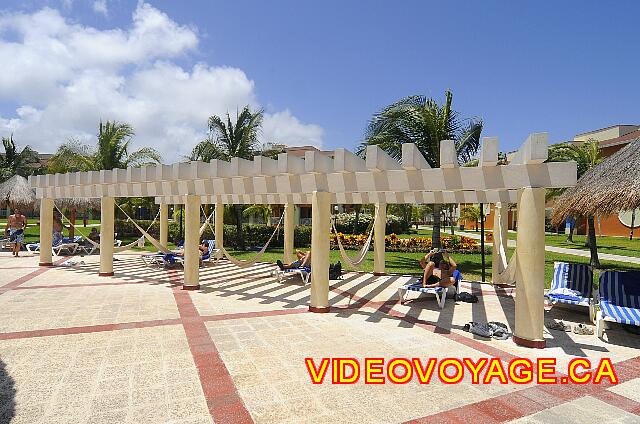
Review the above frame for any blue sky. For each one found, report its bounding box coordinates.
[0,0,638,161]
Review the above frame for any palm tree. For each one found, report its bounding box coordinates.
[47,121,161,237]
[188,106,265,250]
[460,205,482,231]
[48,121,161,171]
[243,204,272,224]
[359,90,483,248]
[548,139,603,267]
[0,134,41,181]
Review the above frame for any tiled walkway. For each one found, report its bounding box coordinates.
[0,252,639,423]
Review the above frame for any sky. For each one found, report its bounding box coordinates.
[0,0,639,163]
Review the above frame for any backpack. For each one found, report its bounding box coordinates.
[329,261,342,280]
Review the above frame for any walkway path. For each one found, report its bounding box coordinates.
[453,228,640,264]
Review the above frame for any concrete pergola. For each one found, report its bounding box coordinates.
[29,133,576,348]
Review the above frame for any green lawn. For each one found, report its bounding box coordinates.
[214,247,640,288]
[12,223,640,288]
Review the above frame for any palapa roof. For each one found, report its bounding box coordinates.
[552,137,640,224]
[0,175,36,208]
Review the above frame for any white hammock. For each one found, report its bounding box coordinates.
[330,205,378,269]
[116,204,172,254]
[492,205,517,285]
[209,213,284,268]
[54,205,99,248]
[113,209,160,253]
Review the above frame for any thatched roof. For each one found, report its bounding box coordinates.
[34,197,100,210]
[552,137,640,225]
[0,175,35,209]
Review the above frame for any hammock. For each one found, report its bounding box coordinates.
[492,206,517,285]
[116,204,171,254]
[330,205,378,269]
[54,205,99,248]
[207,213,284,268]
[114,209,160,253]
[199,207,214,237]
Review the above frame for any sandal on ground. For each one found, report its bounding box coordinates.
[573,323,595,335]
[546,320,571,331]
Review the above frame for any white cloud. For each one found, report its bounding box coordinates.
[92,0,108,16]
[0,3,322,162]
[262,111,323,149]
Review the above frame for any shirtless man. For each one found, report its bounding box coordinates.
[419,249,457,288]
[6,208,27,256]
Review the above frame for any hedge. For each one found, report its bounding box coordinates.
[114,220,312,249]
[333,212,409,235]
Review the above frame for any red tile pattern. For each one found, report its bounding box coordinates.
[0,256,69,294]
[168,270,255,424]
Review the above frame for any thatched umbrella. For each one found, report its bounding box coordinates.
[0,175,35,216]
[552,137,640,225]
[35,197,100,237]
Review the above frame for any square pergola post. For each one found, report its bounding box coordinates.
[99,197,115,277]
[309,191,331,313]
[39,198,54,266]
[514,187,546,348]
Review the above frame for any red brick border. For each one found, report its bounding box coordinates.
[167,270,254,424]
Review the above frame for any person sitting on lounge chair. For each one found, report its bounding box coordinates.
[419,249,457,288]
[88,228,99,242]
[276,249,311,270]
[174,240,210,258]
[52,212,64,246]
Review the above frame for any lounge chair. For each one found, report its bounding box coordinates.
[545,262,594,319]
[201,240,221,265]
[274,266,311,285]
[596,270,640,339]
[397,270,462,309]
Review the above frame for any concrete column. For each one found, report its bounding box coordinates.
[514,188,546,348]
[39,198,54,266]
[99,197,115,276]
[183,195,201,290]
[373,203,387,275]
[491,202,509,282]
[160,204,169,247]
[215,202,224,249]
[309,191,331,313]
[284,203,295,263]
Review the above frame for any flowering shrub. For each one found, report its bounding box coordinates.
[330,233,480,253]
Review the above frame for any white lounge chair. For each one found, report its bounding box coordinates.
[397,270,462,309]
[273,266,311,285]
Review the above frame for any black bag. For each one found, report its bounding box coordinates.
[329,261,342,280]
[455,292,478,303]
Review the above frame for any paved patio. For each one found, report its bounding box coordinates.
[0,252,639,424]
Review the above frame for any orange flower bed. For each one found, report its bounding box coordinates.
[330,233,480,253]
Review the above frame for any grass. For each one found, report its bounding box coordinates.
[11,223,640,288]
[217,247,640,288]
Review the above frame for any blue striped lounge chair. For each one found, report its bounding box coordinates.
[274,266,311,285]
[397,270,463,309]
[596,271,640,339]
[545,262,594,319]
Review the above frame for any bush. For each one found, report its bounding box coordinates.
[333,212,409,235]
[330,232,481,253]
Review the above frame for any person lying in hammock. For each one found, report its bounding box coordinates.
[419,249,457,288]
[276,249,311,270]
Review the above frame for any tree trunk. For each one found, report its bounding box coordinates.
[587,215,600,268]
[353,205,361,234]
[449,207,455,235]
[235,205,245,250]
[432,204,441,249]
[69,208,76,239]
[630,210,636,240]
